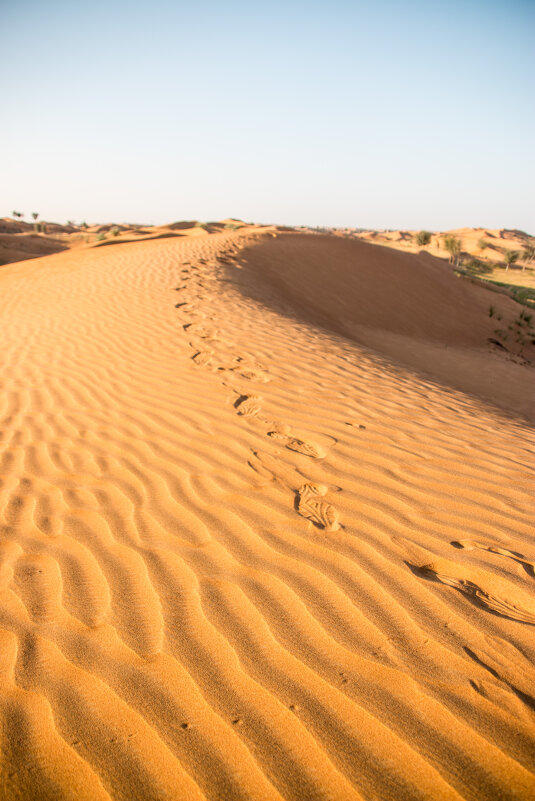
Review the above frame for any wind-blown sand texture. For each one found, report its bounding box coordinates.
[0,229,534,801]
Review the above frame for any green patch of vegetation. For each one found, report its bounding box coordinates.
[96,232,107,241]
[491,309,535,356]
[224,223,240,230]
[506,309,535,356]
[484,279,535,307]
[414,230,432,246]
[111,227,119,237]
[462,258,493,276]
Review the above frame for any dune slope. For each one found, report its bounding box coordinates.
[0,230,534,801]
[234,233,535,420]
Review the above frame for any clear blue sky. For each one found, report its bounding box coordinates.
[1,0,534,231]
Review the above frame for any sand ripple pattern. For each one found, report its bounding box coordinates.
[0,230,534,800]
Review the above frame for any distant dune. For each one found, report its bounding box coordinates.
[0,225,534,801]
[354,226,533,264]
[0,217,258,266]
[2,217,532,271]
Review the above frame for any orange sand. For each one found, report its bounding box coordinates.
[0,228,534,800]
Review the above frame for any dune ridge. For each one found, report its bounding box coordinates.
[0,229,534,800]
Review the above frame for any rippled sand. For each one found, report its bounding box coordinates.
[1,229,534,800]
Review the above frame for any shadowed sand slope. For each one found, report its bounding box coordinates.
[0,230,534,801]
[0,233,68,265]
[234,233,535,421]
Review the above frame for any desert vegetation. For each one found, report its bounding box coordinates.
[414,230,432,246]
[522,243,534,270]
[443,234,462,266]
[492,307,535,357]
[504,249,520,271]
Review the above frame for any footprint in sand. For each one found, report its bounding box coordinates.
[297,483,339,532]
[266,428,291,442]
[192,351,212,367]
[233,367,270,383]
[249,452,341,530]
[415,557,535,625]
[183,323,218,339]
[235,395,262,417]
[262,421,292,437]
[267,433,326,459]
[452,539,535,577]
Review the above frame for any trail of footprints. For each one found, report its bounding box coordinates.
[172,251,341,533]
[173,247,535,625]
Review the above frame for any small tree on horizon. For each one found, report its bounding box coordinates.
[522,244,535,271]
[415,230,432,247]
[504,249,520,271]
[443,235,462,266]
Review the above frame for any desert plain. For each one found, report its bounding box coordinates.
[0,218,534,801]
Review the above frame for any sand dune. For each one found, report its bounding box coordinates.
[0,218,258,267]
[0,228,534,800]
[0,232,69,264]
[355,226,532,264]
[234,233,535,420]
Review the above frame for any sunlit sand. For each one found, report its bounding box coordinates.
[0,223,534,800]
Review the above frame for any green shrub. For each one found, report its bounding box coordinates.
[415,230,432,246]
[443,235,462,265]
[522,244,534,270]
[111,227,119,236]
[463,258,493,275]
[504,250,520,271]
